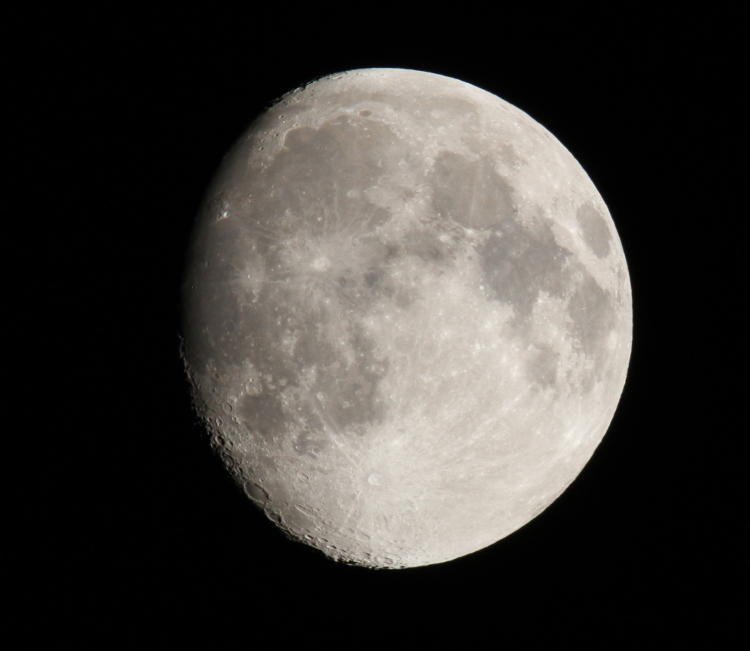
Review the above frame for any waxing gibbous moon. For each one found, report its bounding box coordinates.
[181,68,632,569]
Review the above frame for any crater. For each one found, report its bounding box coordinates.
[243,482,269,505]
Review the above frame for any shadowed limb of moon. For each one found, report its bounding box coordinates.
[182,68,632,569]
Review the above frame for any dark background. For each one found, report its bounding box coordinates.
[15,5,744,649]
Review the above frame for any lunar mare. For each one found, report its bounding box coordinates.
[182,68,632,569]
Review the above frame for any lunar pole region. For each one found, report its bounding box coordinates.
[181,68,632,569]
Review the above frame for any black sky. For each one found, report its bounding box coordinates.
[15,5,745,649]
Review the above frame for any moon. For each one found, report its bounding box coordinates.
[181,68,632,569]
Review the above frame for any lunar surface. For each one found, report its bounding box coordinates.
[181,68,632,569]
